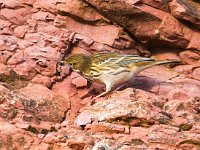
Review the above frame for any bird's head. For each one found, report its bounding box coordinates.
[62,54,90,73]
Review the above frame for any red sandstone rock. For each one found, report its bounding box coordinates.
[77,88,93,99]
[1,0,23,9]
[0,19,11,28]
[71,72,87,88]
[151,47,180,61]
[24,45,61,77]
[12,61,37,78]
[86,122,129,134]
[75,112,92,126]
[18,39,33,49]
[32,11,56,21]
[173,64,197,75]
[0,63,11,76]
[28,121,53,132]
[34,0,135,49]
[56,65,71,79]
[179,50,200,65]
[187,31,200,50]
[67,139,86,150]
[148,125,200,147]
[19,83,68,122]
[86,0,200,50]
[52,76,76,99]
[15,121,30,129]
[76,88,162,126]
[169,77,200,99]
[0,122,37,150]
[37,134,45,139]
[71,46,91,55]
[43,133,55,143]
[1,27,13,35]
[18,0,35,5]
[14,25,29,38]
[132,65,179,94]
[31,142,50,150]
[141,0,171,12]
[0,50,13,64]
[52,77,83,120]
[66,95,85,120]
[1,7,33,25]
[80,96,93,107]
[7,49,24,65]
[156,77,200,101]
[163,99,199,126]
[31,74,52,88]
[169,0,200,29]
[92,139,117,150]
[192,67,200,81]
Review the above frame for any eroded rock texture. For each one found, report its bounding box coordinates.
[0,0,200,149]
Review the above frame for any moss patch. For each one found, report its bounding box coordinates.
[109,116,155,127]
[179,140,200,148]
[179,124,193,131]
[131,139,145,145]
[0,70,29,90]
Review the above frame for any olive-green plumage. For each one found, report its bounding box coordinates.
[63,53,178,99]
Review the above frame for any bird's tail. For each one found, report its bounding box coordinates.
[154,60,180,65]
[134,59,180,75]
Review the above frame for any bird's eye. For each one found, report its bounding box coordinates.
[69,63,73,67]
[59,61,65,66]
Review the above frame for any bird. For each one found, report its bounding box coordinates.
[61,52,179,99]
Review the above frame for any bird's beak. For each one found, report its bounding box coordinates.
[56,61,65,76]
[59,61,65,66]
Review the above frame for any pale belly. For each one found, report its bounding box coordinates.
[97,70,135,87]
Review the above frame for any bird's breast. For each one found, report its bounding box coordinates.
[93,66,135,85]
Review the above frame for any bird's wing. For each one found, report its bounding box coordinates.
[113,55,155,66]
[91,53,155,66]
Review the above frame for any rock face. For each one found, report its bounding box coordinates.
[0,0,200,149]
[86,0,200,50]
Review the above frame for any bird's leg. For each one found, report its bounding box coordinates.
[93,81,112,99]
[113,82,129,92]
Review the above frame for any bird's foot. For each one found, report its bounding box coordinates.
[93,90,112,100]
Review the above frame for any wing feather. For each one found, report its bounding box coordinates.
[91,53,155,66]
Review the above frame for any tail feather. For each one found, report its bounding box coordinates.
[134,59,180,75]
[154,60,180,65]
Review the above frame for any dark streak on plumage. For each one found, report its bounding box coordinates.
[112,69,130,75]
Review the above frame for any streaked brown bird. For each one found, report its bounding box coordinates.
[62,53,179,99]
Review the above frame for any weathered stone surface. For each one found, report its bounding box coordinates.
[148,125,200,147]
[52,77,84,120]
[12,62,37,78]
[76,88,162,126]
[19,83,68,122]
[141,0,171,12]
[24,45,61,77]
[86,0,200,50]
[71,72,87,88]
[169,0,200,29]
[31,74,52,88]
[1,7,34,25]
[179,50,200,64]
[134,67,200,101]
[14,25,29,38]
[192,67,200,81]
[33,0,135,49]
[151,47,181,61]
